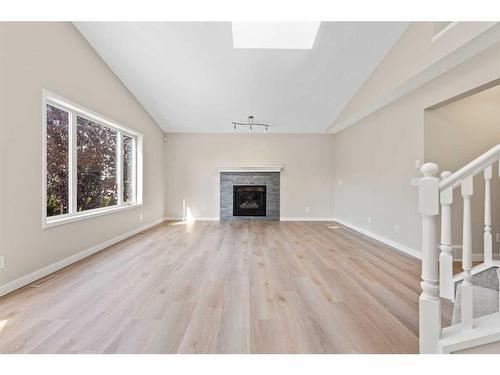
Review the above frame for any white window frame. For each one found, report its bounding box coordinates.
[42,90,143,229]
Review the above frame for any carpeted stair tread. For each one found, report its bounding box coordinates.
[452,285,499,325]
[455,267,499,293]
[452,267,499,325]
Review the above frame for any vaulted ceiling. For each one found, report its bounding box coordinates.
[75,22,407,133]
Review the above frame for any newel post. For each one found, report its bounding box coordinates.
[419,163,441,354]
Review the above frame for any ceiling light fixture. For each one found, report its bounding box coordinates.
[232,116,270,132]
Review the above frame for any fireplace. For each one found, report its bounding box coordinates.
[233,185,266,216]
[219,171,279,221]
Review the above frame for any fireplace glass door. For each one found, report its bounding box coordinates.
[233,185,266,216]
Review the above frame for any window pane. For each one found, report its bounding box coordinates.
[77,116,118,211]
[46,104,69,217]
[123,135,134,203]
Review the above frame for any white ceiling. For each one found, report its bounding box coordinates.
[231,22,321,49]
[74,22,408,133]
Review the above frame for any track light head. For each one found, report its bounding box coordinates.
[231,115,270,132]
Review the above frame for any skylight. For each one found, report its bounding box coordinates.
[232,22,321,49]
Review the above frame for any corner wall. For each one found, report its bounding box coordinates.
[0,23,166,290]
[332,25,500,256]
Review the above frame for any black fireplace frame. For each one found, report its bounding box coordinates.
[233,185,267,217]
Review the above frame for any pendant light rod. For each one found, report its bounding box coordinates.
[232,115,270,132]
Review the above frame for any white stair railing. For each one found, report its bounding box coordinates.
[484,166,493,266]
[460,174,474,331]
[439,171,454,301]
[419,163,441,353]
[419,144,500,354]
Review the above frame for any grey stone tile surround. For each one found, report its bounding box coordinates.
[220,172,280,221]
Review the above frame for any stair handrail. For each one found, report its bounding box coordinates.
[439,144,500,191]
[419,143,500,353]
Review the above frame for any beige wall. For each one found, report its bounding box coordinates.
[332,25,500,255]
[0,23,165,287]
[164,133,335,219]
[332,92,424,252]
[425,84,500,257]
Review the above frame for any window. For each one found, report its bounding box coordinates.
[77,116,118,211]
[46,105,69,217]
[123,135,135,203]
[43,92,142,228]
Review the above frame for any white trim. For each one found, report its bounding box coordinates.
[440,311,500,353]
[453,254,500,262]
[332,217,422,260]
[41,97,48,229]
[450,243,500,261]
[42,90,144,228]
[43,89,143,137]
[69,111,78,213]
[127,134,138,204]
[164,216,219,221]
[0,218,166,298]
[280,217,335,222]
[217,166,283,173]
[136,134,144,205]
[439,144,500,191]
[116,130,123,206]
[163,216,337,222]
[479,254,500,261]
[452,260,500,283]
[327,22,500,134]
[45,203,143,228]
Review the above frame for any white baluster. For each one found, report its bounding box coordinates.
[484,166,493,265]
[461,175,474,330]
[439,171,454,300]
[497,268,500,313]
[419,163,441,353]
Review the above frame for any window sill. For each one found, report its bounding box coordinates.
[44,203,142,229]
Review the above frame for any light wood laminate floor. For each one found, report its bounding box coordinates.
[0,221,423,353]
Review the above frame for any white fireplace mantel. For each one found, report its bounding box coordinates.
[217,166,283,173]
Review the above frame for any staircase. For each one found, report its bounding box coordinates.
[452,267,499,325]
[419,144,500,354]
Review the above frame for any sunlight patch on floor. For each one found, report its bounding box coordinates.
[167,221,188,226]
[0,320,8,333]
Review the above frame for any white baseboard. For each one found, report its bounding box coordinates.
[0,217,166,298]
[332,217,422,260]
[280,217,336,222]
[165,216,336,222]
[164,216,219,221]
[454,254,500,262]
